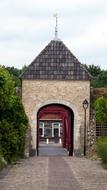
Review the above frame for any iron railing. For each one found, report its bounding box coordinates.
[96,122,107,137]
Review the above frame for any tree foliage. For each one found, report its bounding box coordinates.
[0,67,14,113]
[4,66,21,87]
[91,71,107,88]
[0,66,28,163]
[4,65,27,88]
[84,64,107,88]
[84,64,102,77]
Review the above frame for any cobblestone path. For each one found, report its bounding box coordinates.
[0,157,107,190]
[48,157,80,190]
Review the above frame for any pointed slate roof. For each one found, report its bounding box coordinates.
[21,40,91,80]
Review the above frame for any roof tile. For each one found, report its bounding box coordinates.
[21,40,91,80]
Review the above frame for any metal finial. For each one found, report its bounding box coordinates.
[53,13,58,40]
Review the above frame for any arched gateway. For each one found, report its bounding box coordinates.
[37,104,74,155]
[21,39,91,157]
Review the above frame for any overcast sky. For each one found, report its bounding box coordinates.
[0,0,107,69]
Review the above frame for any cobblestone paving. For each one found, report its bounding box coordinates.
[0,157,48,190]
[48,157,81,190]
[64,157,107,190]
[39,145,69,156]
[0,157,107,190]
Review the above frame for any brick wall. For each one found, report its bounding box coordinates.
[22,79,90,156]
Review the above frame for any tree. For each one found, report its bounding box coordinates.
[0,66,28,163]
[0,66,14,115]
[84,64,102,77]
[84,64,107,87]
[4,66,21,87]
[3,65,27,88]
[92,71,107,88]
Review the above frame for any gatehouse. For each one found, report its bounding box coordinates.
[21,39,91,156]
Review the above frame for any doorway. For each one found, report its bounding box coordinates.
[37,104,74,156]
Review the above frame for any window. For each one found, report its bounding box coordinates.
[39,122,44,137]
[52,122,61,137]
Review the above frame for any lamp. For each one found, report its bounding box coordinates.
[83,99,89,156]
[83,99,88,110]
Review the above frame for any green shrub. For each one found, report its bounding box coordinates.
[94,97,107,126]
[0,67,28,164]
[96,137,107,164]
[0,119,28,163]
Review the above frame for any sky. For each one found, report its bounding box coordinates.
[0,0,107,69]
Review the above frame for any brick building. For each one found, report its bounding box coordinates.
[21,39,91,156]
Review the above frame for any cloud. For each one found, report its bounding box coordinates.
[0,0,107,69]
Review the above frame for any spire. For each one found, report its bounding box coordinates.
[53,13,60,41]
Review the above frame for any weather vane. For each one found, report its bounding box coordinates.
[53,13,58,40]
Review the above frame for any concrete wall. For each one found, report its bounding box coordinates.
[22,80,90,156]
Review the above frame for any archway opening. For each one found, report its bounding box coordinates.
[37,104,74,156]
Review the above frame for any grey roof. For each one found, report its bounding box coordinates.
[21,40,91,80]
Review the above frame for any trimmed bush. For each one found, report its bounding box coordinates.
[96,137,107,164]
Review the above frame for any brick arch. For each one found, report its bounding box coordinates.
[31,99,81,156]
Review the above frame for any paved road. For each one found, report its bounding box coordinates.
[39,144,69,156]
[0,157,107,190]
